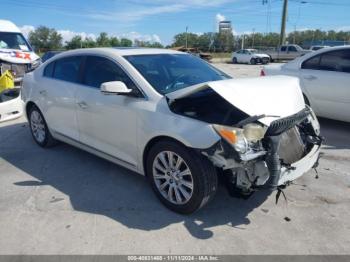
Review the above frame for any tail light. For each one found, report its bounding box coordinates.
[260,69,265,76]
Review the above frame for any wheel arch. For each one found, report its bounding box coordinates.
[142,135,189,177]
[25,101,38,119]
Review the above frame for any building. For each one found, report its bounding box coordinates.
[219,21,232,34]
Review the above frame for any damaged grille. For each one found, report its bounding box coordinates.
[278,127,305,164]
[0,62,29,79]
[266,107,311,136]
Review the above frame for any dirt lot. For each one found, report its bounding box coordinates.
[0,63,349,255]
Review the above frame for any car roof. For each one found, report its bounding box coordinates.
[51,47,183,58]
[283,45,350,69]
[0,20,21,33]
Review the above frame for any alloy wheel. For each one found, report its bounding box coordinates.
[30,110,46,143]
[152,151,194,205]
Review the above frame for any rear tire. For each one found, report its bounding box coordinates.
[232,57,238,64]
[28,105,57,148]
[146,140,218,214]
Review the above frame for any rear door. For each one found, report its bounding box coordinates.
[75,55,141,167]
[300,49,350,121]
[39,56,82,140]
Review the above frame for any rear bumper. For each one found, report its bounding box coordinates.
[278,143,321,185]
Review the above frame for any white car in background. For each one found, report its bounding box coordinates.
[310,45,330,51]
[262,46,350,122]
[22,48,322,214]
[232,49,270,65]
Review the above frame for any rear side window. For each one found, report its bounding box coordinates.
[43,61,54,77]
[319,50,350,73]
[301,55,321,70]
[53,56,82,83]
[82,56,137,89]
[280,46,287,52]
[301,49,350,73]
[288,46,297,52]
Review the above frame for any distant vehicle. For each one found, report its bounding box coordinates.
[41,51,63,63]
[22,48,321,213]
[262,45,350,122]
[172,46,212,61]
[265,44,311,61]
[310,45,330,51]
[232,49,270,65]
[0,19,40,122]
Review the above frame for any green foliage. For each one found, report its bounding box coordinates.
[29,26,63,52]
[120,38,133,47]
[65,36,83,50]
[96,32,111,47]
[134,40,163,48]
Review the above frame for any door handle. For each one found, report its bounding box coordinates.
[303,75,317,80]
[77,101,88,109]
[39,90,47,96]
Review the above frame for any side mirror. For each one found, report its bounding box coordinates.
[100,81,132,95]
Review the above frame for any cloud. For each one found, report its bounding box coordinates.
[336,26,350,31]
[119,32,162,43]
[19,25,35,38]
[216,13,226,24]
[57,30,96,43]
[88,0,236,23]
[20,25,161,44]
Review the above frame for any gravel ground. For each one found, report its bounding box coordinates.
[0,63,349,255]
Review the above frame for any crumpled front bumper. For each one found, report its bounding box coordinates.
[278,143,321,185]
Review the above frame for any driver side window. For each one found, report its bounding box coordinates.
[82,56,138,91]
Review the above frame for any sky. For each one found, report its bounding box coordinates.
[1,0,350,45]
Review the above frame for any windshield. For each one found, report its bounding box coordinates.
[0,32,32,51]
[124,54,230,94]
[249,49,258,53]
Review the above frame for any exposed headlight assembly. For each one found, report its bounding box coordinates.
[213,123,267,154]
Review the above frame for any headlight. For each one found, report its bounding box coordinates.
[213,125,248,153]
[243,123,267,143]
[213,124,267,154]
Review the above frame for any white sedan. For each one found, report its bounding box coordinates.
[232,49,270,65]
[22,48,322,214]
[262,46,350,122]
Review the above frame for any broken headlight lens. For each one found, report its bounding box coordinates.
[213,125,248,153]
[213,124,266,154]
[243,123,267,143]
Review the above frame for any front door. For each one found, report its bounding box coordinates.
[75,55,141,167]
[300,49,350,122]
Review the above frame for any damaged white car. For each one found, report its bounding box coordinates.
[22,48,322,214]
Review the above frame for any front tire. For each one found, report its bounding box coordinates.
[250,58,256,65]
[146,140,218,214]
[232,57,238,64]
[28,105,57,147]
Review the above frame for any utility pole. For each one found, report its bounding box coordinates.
[279,0,288,46]
[252,28,255,48]
[185,26,188,49]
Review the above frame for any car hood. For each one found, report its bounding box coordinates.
[166,76,305,126]
[0,48,40,64]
